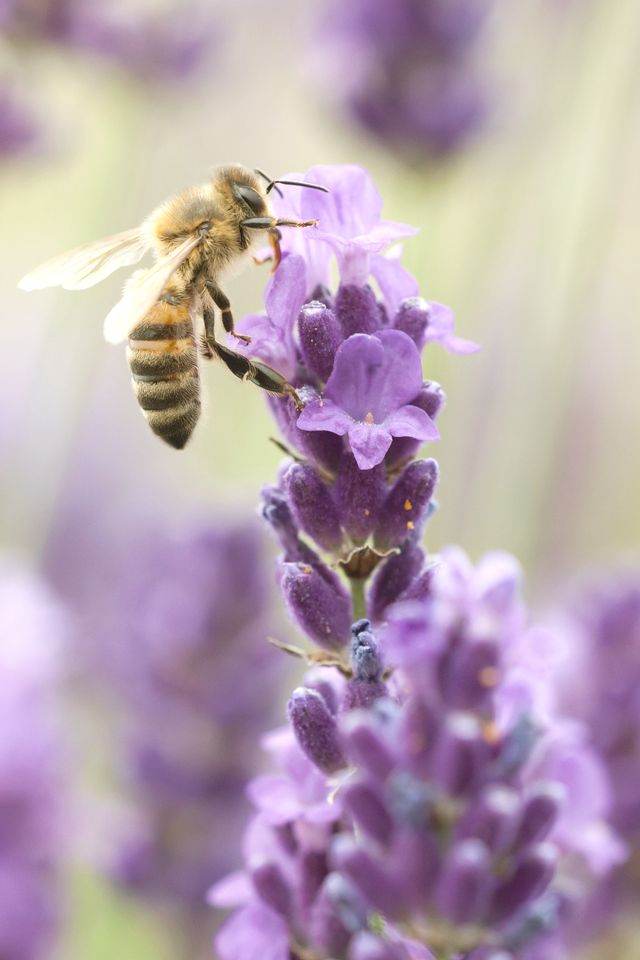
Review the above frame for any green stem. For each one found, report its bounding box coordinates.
[350,577,367,622]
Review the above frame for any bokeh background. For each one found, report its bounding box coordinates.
[1,1,639,959]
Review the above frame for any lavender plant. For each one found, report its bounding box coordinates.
[95,520,287,943]
[0,562,67,960]
[0,0,217,159]
[208,165,623,960]
[550,572,640,927]
[318,0,493,159]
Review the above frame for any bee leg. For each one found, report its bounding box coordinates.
[269,228,282,273]
[211,342,302,409]
[247,360,303,411]
[199,294,217,359]
[206,282,251,346]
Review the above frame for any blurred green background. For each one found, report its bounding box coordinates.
[1,0,639,957]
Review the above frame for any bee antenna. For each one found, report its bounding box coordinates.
[271,179,330,194]
[254,168,283,198]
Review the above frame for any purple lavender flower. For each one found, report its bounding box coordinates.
[318,0,493,160]
[297,331,439,471]
[238,164,474,657]
[53,517,288,933]
[545,571,640,932]
[0,562,67,960]
[2,1,216,81]
[213,552,622,960]
[264,165,419,314]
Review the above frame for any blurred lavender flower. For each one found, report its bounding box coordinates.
[318,0,493,160]
[94,520,287,923]
[0,561,67,960]
[212,552,622,960]
[0,85,39,158]
[0,0,218,160]
[2,0,216,80]
[548,571,640,930]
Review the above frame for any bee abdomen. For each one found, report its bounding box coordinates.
[127,314,201,450]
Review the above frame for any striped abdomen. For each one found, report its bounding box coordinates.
[127,298,200,449]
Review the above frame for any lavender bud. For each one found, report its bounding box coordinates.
[288,687,347,773]
[300,849,328,910]
[391,827,440,910]
[399,562,437,604]
[373,460,439,552]
[348,931,409,960]
[514,783,565,849]
[335,284,382,337]
[385,383,446,469]
[309,874,369,957]
[343,780,394,845]
[345,621,387,709]
[251,861,292,917]
[334,454,386,544]
[435,839,492,924]
[368,541,428,622]
[261,485,301,556]
[430,712,484,795]
[299,301,343,382]
[284,463,343,552]
[331,837,403,917]
[441,639,500,710]
[456,785,521,854]
[490,843,558,923]
[342,716,395,782]
[393,297,431,350]
[309,876,353,957]
[305,669,340,715]
[400,695,439,778]
[350,621,383,680]
[279,560,352,650]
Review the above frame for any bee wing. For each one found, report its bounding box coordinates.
[103,234,201,345]
[18,228,150,292]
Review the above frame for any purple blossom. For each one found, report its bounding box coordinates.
[270,165,417,312]
[236,254,307,381]
[318,0,493,160]
[297,330,439,470]
[0,563,68,960]
[214,552,621,960]
[243,164,474,654]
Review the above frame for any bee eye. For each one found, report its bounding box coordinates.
[234,184,264,215]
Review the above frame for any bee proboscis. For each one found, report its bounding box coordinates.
[19,164,326,449]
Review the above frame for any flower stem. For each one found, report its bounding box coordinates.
[350,577,367,621]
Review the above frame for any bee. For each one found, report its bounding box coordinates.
[19,164,326,449]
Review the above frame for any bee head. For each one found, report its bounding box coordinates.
[214,165,269,219]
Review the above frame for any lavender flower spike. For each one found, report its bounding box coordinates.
[215,550,622,960]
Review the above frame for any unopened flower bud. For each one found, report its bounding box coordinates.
[299,301,343,383]
[334,453,386,544]
[288,687,347,773]
[279,560,352,650]
[284,463,343,552]
[490,843,558,923]
[435,839,492,924]
[373,460,438,552]
[336,284,383,338]
[251,861,292,917]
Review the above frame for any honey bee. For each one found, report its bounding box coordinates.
[19,164,326,449]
